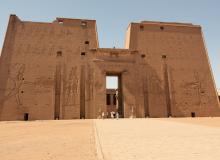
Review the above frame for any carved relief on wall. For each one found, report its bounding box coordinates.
[180,70,209,107]
[5,64,25,106]
[63,67,78,106]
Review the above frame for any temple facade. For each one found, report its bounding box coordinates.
[0,15,219,120]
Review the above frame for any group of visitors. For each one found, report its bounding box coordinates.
[101,111,119,119]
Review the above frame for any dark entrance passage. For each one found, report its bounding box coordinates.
[106,74,123,118]
[24,113,29,121]
[191,112,196,117]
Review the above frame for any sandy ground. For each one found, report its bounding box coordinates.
[95,118,220,160]
[1,118,220,160]
[162,117,220,128]
[0,120,97,160]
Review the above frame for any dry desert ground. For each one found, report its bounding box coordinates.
[1,118,220,160]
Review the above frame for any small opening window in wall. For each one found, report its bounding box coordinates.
[81,52,86,56]
[140,25,144,31]
[57,51,62,57]
[85,41,89,44]
[162,55,166,58]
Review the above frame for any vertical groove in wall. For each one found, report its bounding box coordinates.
[87,65,94,118]
[167,68,174,115]
[80,65,85,118]
[143,73,149,117]
[61,65,67,119]
[82,21,88,118]
[55,61,61,119]
[163,57,172,117]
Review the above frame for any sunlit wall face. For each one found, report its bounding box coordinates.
[106,76,118,89]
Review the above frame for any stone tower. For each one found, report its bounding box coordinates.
[125,21,220,117]
[0,15,98,120]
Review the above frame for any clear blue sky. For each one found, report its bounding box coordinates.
[0,0,219,89]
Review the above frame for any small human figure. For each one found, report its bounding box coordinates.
[130,105,134,118]
[101,112,105,119]
[111,111,114,119]
[116,112,119,120]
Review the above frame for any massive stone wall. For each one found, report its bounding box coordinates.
[0,15,219,120]
[125,21,220,117]
[0,15,98,120]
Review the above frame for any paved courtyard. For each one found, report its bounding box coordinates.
[95,118,220,160]
[1,118,220,160]
[0,120,97,160]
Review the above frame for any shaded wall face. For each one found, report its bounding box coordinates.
[127,23,220,117]
[0,15,98,120]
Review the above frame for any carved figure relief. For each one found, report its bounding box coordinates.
[64,67,78,105]
[5,64,25,106]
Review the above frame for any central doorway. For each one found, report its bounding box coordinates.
[106,73,123,118]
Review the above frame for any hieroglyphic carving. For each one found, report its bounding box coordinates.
[63,67,78,105]
[5,64,25,106]
[193,71,202,106]
[181,70,204,107]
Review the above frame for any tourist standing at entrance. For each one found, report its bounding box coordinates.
[110,111,114,119]
[101,112,105,119]
[116,112,119,119]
